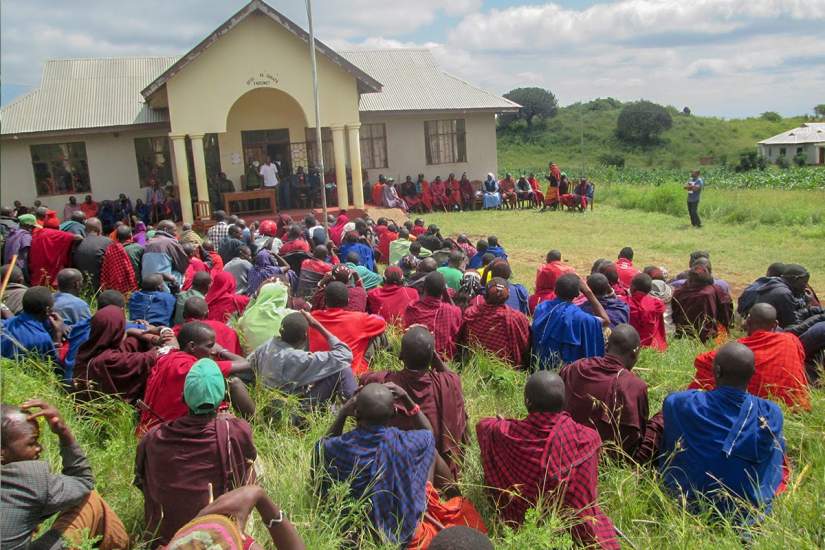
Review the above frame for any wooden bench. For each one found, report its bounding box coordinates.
[222,189,277,216]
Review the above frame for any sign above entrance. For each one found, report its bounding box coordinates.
[246,72,279,88]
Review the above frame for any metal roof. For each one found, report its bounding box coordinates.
[1,57,177,137]
[341,49,520,113]
[141,0,382,100]
[758,123,825,145]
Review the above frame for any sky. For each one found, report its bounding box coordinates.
[2,0,824,117]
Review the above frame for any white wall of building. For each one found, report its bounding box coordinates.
[360,111,498,184]
[759,142,825,165]
[0,128,172,212]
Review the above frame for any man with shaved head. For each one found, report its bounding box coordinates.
[531,249,576,312]
[142,219,189,290]
[1,400,129,549]
[403,272,463,360]
[661,342,786,519]
[561,324,654,458]
[362,325,468,477]
[173,296,242,355]
[308,282,387,376]
[317,381,446,546]
[58,209,86,236]
[71,217,112,290]
[476,371,619,549]
[53,268,91,327]
[691,303,809,410]
[0,264,27,315]
[137,320,251,435]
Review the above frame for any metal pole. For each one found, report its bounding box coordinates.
[305,0,329,234]
[580,107,584,179]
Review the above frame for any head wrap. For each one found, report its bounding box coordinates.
[258,219,277,237]
[183,359,225,415]
[331,264,354,285]
[486,279,510,305]
[166,514,244,550]
[459,271,482,298]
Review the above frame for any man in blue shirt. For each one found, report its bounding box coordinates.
[1,286,65,364]
[684,169,704,228]
[52,269,91,328]
[128,273,176,327]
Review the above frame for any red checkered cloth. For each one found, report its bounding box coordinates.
[476,412,620,549]
[690,330,810,410]
[461,302,530,367]
[100,241,137,294]
[403,296,463,359]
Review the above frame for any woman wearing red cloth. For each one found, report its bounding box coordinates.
[417,173,433,212]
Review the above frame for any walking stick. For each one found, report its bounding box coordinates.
[0,254,18,302]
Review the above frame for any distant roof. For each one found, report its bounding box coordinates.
[1,57,177,137]
[341,49,519,114]
[758,122,825,145]
[141,0,381,100]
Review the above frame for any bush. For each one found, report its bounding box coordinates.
[599,153,625,167]
[616,101,673,145]
[777,155,790,169]
[794,152,808,166]
[735,151,759,172]
[761,111,782,122]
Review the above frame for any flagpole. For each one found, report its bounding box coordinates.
[305,0,329,234]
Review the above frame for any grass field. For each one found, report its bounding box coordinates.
[3,203,824,549]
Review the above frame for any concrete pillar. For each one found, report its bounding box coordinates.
[189,134,211,207]
[169,134,193,224]
[347,122,364,209]
[331,124,349,208]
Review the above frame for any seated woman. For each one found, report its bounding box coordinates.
[528,173,544,205]
[205,271,251,322]
[481,173,502,210]
[515,175,534,205]
[311,264,368,312]
[237,280,296,353]
[400,176,423,212]
[498,173,517,209]
[73,305,167,404]
[381,178,408,212]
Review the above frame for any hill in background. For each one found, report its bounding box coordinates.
[497,98,809,173]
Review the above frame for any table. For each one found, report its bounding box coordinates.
[222,189,277,215]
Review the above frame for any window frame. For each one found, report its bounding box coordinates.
[134,136,173,188]
[29,141,91,197]
[424,119,467,165]
[359,123,388,169]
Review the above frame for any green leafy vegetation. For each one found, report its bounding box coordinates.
[500,87,559,129]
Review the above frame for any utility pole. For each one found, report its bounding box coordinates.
[305,0,329,232]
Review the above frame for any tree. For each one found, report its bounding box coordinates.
[682,106,691,115]
[616,100,673,145]
[500,87,558,128]
[761,111,782,122]
[815,104,825,118]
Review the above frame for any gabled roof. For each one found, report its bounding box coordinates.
[141,0,382,99]
[340,49,520,113]
[759,122,825,145]
[1,57,177,137]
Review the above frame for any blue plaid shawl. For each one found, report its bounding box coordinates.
[318,425,435,545]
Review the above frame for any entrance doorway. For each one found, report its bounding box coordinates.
[242,129,292,185]
[819,147,824,165]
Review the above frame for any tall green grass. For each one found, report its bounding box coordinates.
[3,332,823,549]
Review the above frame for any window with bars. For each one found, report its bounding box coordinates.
[424,119,466,165]
[360,123,388,169]
[305,127,334,171]
[134,137,173,187]
[30,142,91,197]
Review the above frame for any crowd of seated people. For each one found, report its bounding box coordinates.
[1,200,822,549]
[368,162,595,214]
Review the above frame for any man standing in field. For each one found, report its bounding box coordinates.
[684,169,703,228]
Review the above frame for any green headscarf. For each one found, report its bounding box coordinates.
[237,281,294,353]
[345,262,383,290]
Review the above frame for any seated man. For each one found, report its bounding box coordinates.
[0,265,27,315]
[560,325,652,458]
[515,175,534,204]
[53,268,92,327]
[479,259,529,314]
[316,383,484,547]
[174,270,212,325]
[174,296,242,354]
[660,342,786,520]
[614,247,640,289]
[362,326,468,477]
[224,245,253,295]
[344,251,382,290]
[366,266,419,325]
[532,273,610,369]
[437,250,465,292]
[129,273,177,327]
[250,310,355,408]
[672,260,733,343]
[1,399,128,550]
[531,249,576,312]
[297,245,335,299]
[461,278,531,368]
[136,358,257,546]
[1,286,65,364]
[338,231,376,273]
[279,225,311,255]
[578,273,629,328]
[691,303,810,410]
[308,282,387,376]
[476,372,619,549]
[218,224,247,264]
[403,272,463,360]
[389,228,413,266]
[138,321,251,434]
[627,273,668,351]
